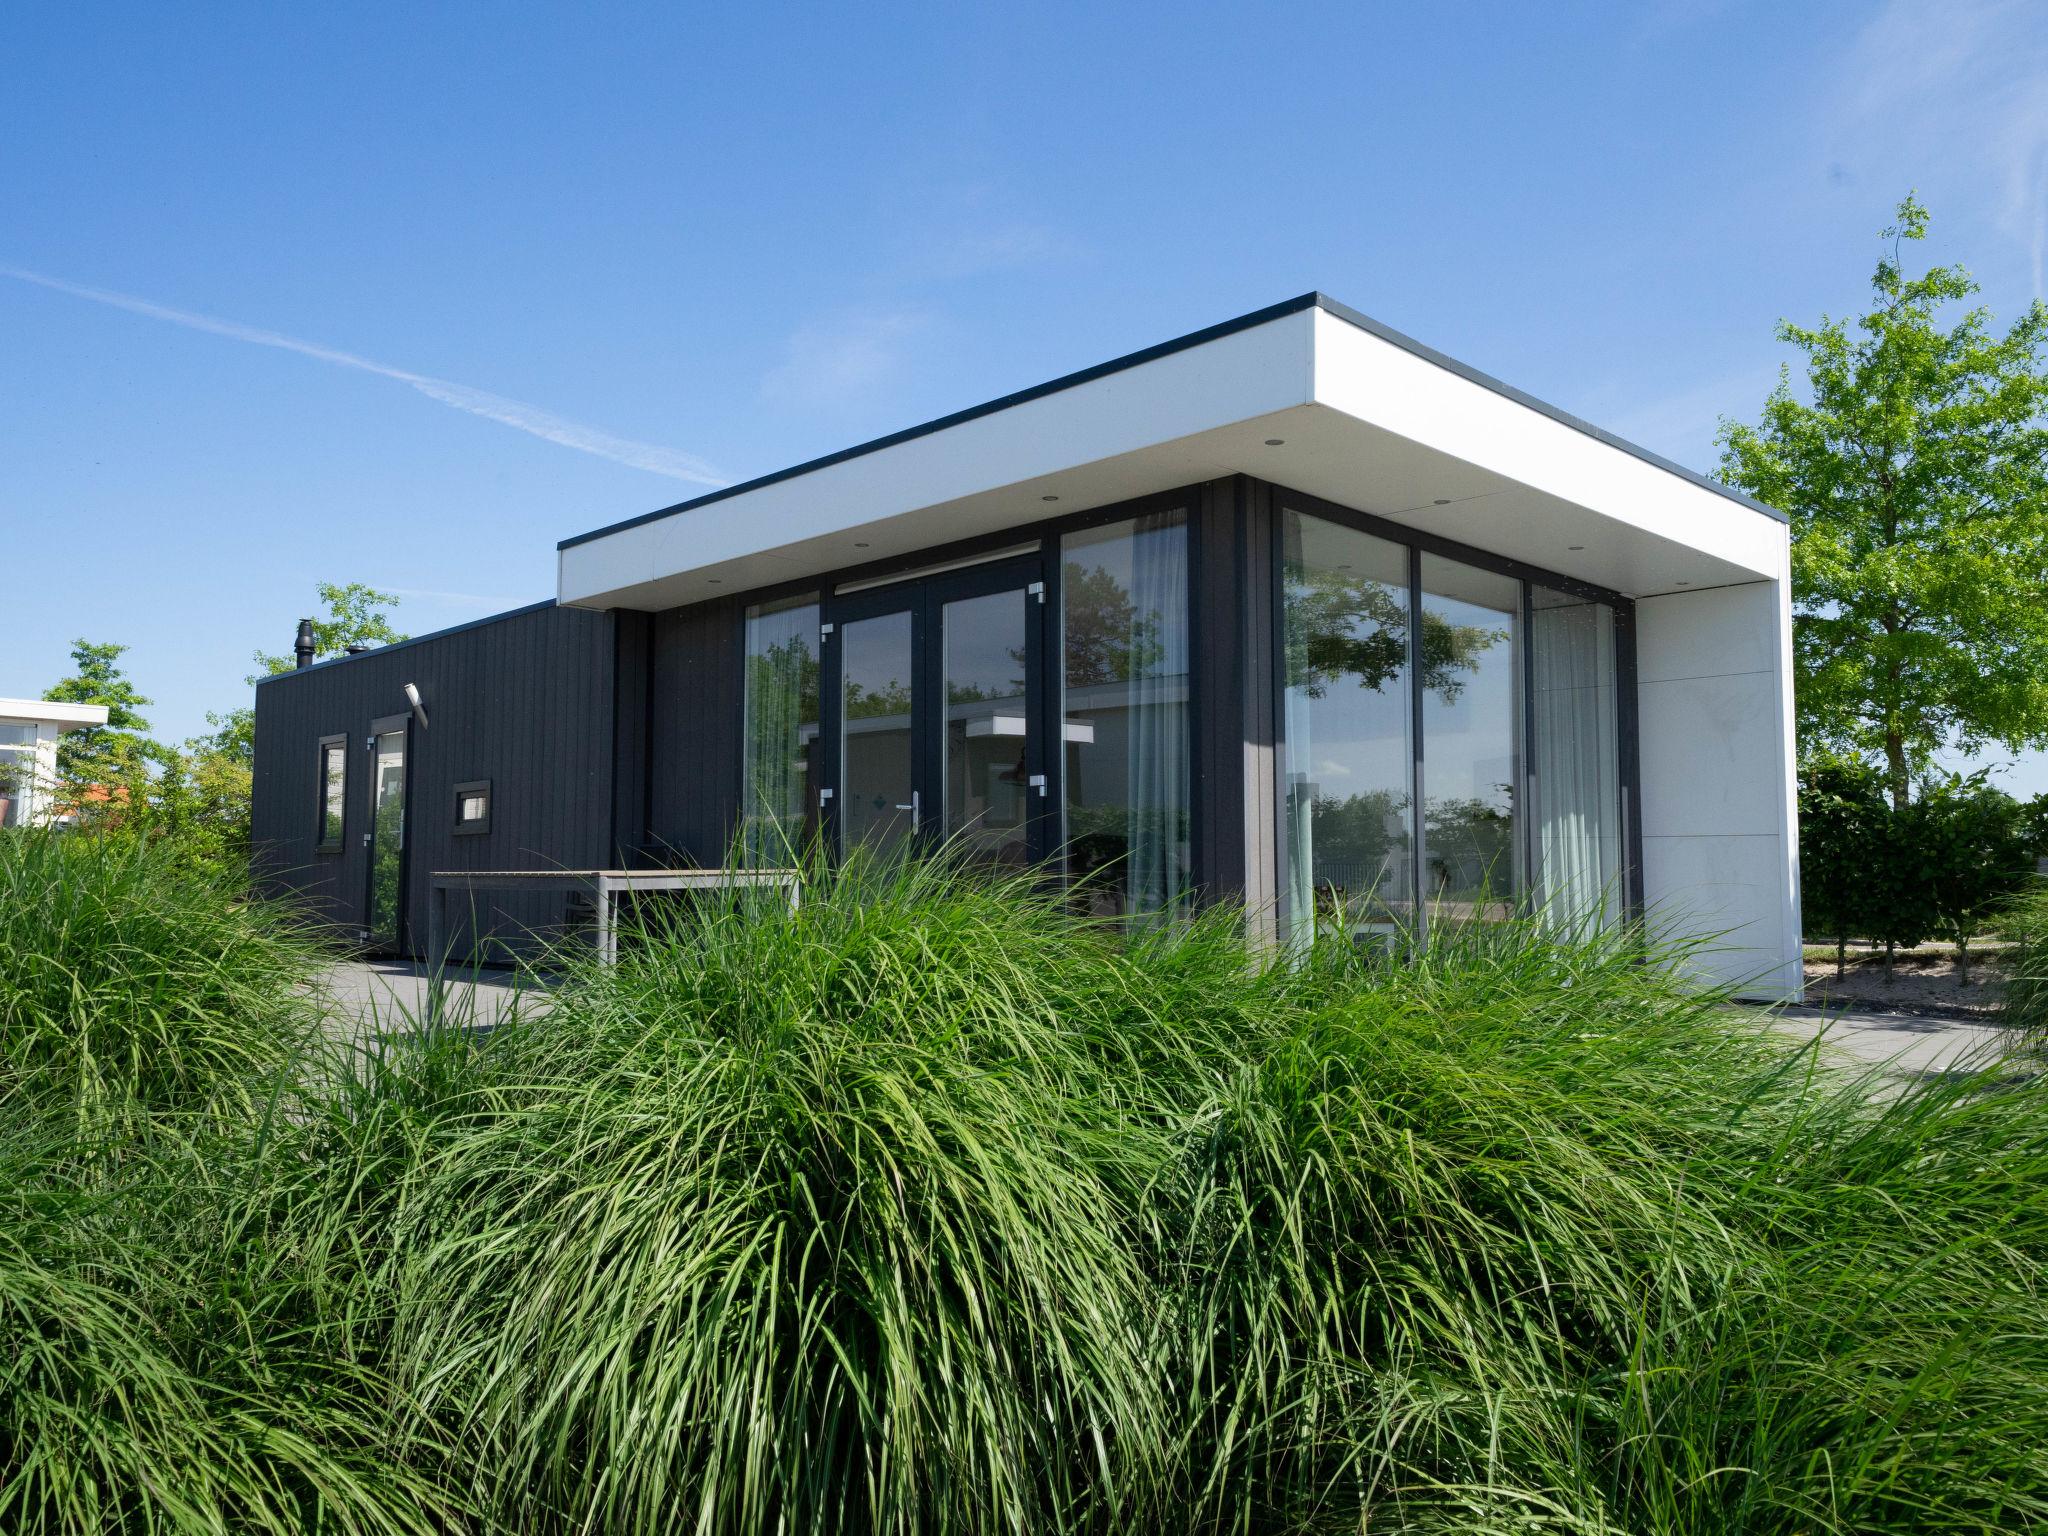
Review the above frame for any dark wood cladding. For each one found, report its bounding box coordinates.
[646,596,743,865]
[252,602,620,955]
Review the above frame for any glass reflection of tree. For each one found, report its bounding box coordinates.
[1284,566,1511,917]
[1284,569,1503,701]
[1425,789,1516,913]
[742,635,821,855]
[369,767,404,940]
[1060,559,1184,883]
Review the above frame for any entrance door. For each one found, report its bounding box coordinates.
[823,554,1048,868]
[365,714,410,949]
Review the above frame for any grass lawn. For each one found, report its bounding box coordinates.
[6,827,2048,1534]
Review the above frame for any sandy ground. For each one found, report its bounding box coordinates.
[1802,948,2009,1019]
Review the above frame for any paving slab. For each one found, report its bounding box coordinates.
[1768,1004,2033,1088]
[316,959,554,1041]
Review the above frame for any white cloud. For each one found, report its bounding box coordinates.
[0,266,728,485]
[759,309,930,410]
[1829,0,2048,295]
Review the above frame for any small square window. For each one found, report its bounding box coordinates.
[453,779,492,836]
[315,735,348,851]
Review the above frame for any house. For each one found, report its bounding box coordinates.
[251,295,1802,997]
[0,698,112,827]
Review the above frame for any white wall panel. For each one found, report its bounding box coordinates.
[1635,566,1803,999]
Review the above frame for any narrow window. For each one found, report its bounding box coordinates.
[315,735,347,851]
[1418,554,1522,923]
[1059,509,1190,917]
[453,779,492,836]
[1279,510,1415,945]
[741,593,822,863]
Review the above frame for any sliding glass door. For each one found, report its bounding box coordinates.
[1278,504,1627,943]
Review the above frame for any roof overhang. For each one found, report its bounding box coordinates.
[0,698,110,732]
[558,295,1786,612]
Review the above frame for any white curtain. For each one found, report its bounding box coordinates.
[1124,512,1190,917]
[1530,591,1621,928]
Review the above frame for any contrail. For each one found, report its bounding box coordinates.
[1,266,728,487]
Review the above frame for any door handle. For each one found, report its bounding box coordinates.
[895,790,920,830]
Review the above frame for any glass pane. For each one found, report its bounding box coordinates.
[1419,554,1520,922]
[1530,587,1622,927]
[0,724,36,747]
[458,792,488,823]
[1060,510,1190,917]
[1280,511,1415,944]
[741,594,821,863]
[321,743,346,845]
[368,730,406,944]
[942,587,1031,866]
[841,609,917,856]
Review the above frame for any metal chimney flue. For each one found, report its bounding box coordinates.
[293,618,316,669]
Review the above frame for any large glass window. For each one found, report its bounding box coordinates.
[741,594,823,862]
[1419,554,1521,922]
[1279,508,1622,941]
[1280,511,1414,944]
[1530,587,1623,926]
[1060,510,1190,916]
[942,587,1032,865]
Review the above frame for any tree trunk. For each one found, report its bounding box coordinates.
[1885,729,1910,813]
[1956,934,1972,988]
[1836,935,1847,979]
[1884,938,1896,982]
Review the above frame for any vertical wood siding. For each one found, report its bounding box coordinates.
[251,603,620,957]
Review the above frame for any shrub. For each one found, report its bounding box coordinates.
[0,828,319,1133]
[7,834,2048,1533]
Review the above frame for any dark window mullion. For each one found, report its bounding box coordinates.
[1408,544,1427,946]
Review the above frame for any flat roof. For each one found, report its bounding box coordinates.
[560,291,1782,554]
[0,697,110,729]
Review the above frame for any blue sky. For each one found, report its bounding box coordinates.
[4,0,2045,793]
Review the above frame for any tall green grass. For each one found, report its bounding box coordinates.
[2002,878,2048,1043]
[0,829,449,1536]
[4,828,2047,1532]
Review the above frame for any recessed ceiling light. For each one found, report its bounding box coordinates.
[708,578,722,585]
[854,541,870,548]
[1041,494,1060,502]
[1432,498,1452,506]
[1567,544,1584,552]
[1263,438,1285,446]
[1675,580,1692,586]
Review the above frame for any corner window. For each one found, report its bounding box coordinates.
[1059,509,1190,917]
[741,593,822,862]
[315,735,347,851]
[1280,507,1622,943]
[453,779,492,836]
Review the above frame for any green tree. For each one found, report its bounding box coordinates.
[209,583,409,766]
[252,581,408,678]
[1797,756,1888,977]
[1719,195,2048,811]
[41,638,159,783]
[1910,771,2037,987]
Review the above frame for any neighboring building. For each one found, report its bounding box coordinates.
[252,294,1802,997]
[0,698,111,827]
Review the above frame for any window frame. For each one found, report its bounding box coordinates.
[452,779,493,837]
[315,733,348,853]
